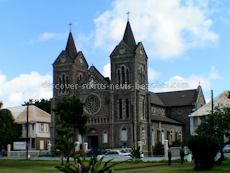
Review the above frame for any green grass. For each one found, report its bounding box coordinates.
[0,159,229,173]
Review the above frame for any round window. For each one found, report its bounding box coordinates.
[85,94,101,114]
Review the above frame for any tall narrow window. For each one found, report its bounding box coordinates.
[121,128,127,141]
[126,69,129,84]
[143,101,145,119]
[118,70,120,85]
[79,75,81,80]
[119,99,122,119]
[140,67,143,84]
[152,129,155,146]
[161,130,164,144]
[122,66,125,84]
[103,132,108,143]
[66,76,69,92]
[126,99,129,118]
[62,74,65,93]
[171,131,173,143]
[59,77,61,94]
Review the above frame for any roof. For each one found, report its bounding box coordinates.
[6,105,51,123]
[151,115,183,125]
[189,90,230,117]
[156,89,197,107]
[65,31,78,59]
[122,21,136,50]
[149,92,165,106]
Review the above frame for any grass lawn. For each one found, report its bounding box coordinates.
[0,159,229,173]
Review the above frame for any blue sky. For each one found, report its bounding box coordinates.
[0,0,230,108]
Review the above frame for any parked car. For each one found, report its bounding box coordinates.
[87,148,107,157]
[107,150,130,156]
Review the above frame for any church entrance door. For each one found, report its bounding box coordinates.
[88,136,98,149]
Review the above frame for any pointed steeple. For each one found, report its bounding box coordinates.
[65,31,78,59]
[122,21,136,50]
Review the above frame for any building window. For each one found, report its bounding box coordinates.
[193,117,199,128]
[31,124,34,131]
[161,130,164,144]
[152,129,155,146]
[121,128,127,141]
[62,74,65,93]
[121,66,125,84]
[126,99,129,118]
[119,99,122,119]
[118,70,121,85]
[41,124,44,133]
[171,131,173,143]
[179,132,182,142]
[103,132,108,143]
[126,69,129,84]
[141,128,145,144]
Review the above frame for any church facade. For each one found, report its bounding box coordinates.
[51,21,205,156]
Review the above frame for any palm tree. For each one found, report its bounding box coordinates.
[53,136,77,167]
[0,101,3,108]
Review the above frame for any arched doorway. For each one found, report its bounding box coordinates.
[88,128,98,149]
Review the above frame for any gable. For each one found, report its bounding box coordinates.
[53,50,74,66]
[78,66,110,87]
[136,42,148,59]
[110,40,136,58]
[74,51,89,68]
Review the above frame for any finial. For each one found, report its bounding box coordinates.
[198,81,200,86]
[69,22,72,32]
[126,11,130,22]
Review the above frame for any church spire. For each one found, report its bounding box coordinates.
[65,23,78,58]
[122,21,136,50]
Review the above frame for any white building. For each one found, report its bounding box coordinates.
[6,105,51,150]
[189,90,230,145]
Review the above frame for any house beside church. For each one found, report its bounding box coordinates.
[51,20,205,156]
[6,105,51,150]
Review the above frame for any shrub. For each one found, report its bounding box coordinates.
[129,147,141,161]
[153,141,164,155]
[188,134,223,170]
[172,139,182,147]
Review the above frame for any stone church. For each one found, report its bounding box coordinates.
[51,21,205,156]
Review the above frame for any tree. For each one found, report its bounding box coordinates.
[54,97,88,142]
[195,105,230,163]
[22,99,51,113]
[0,109,22,150]
[188,135,223,170]
[171,139,182,147]
[153,141,164,155]
[53,136,77,167]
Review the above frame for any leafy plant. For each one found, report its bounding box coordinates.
[55,155,120,173]
[188,134,223,170]
[172,139,182,147]
[153,141,164,155]
[129,147,141,161]
[53,136,77,167]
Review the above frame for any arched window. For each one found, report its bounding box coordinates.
[171,131,173,143]
[58,77,61,93]
[118,70,121,85]
[126,69,129,84]
[126,99,129,118]
[79,75,82,80]
[103,132,108,143]
[62,74,65,93]
[66,76,69,92]
[121,66,125,84]
[121,128,127,141]
[162,130,164,144]
[152,129,155,146]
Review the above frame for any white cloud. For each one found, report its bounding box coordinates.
[151,65,220,93]
[93,0,218,59]
[148,67,161,81]
[209,65,221,79]
[102,63,111,78]
[0,72,52,108]
[38,32,68,41]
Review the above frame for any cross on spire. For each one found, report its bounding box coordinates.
[126,11,130,21]
[69,22,72,32]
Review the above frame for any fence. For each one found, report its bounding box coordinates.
[171,147,190,156]
[7,150,50,157]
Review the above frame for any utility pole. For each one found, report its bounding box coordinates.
[211,90,214,115]
[26,104,29,159]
